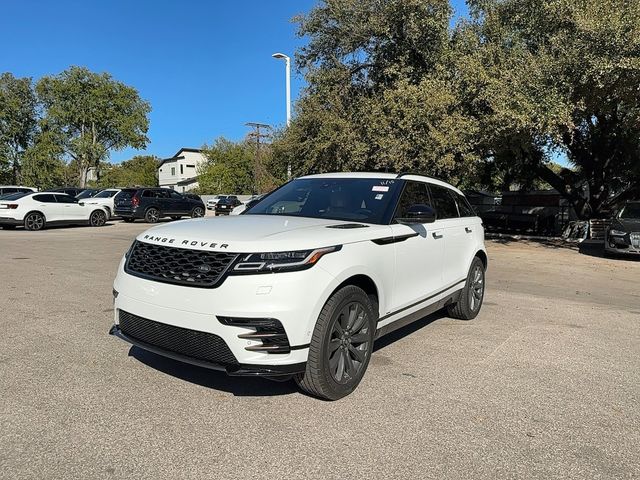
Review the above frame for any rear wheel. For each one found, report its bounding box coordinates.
[295,285,376,400]
[89,209,107,227]
[191,206,205,218]
[24,212,45,231]
[447,256,485,320]
[145,207,160,223]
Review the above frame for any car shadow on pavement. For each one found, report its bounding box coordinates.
[373,310,446,352]
[128,346,299,397]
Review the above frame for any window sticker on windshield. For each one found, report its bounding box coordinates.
[372,186,389,192]
[375,193,384,200]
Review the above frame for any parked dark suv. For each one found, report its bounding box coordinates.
[114,188,205,223]
[214,195,242,215]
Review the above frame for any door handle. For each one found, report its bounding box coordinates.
[432,232,443,239]
[465,227,473,233]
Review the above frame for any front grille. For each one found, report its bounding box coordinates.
[119,310,238,365]
[125,241,238,288]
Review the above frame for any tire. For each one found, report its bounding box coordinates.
[191,206,205,218]
[122,217,135,223]
[24,212,45,231]
[145,207,160,223]
[89,209,107,227]
[447,256,486,320]
[295,285,376,400]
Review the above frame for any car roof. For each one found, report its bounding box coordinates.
[298,172,464,195]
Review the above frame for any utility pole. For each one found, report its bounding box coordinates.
[245,122,272,195]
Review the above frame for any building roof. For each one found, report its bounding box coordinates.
[157,148,203,169]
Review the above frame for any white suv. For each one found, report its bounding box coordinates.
[110,173,487,399]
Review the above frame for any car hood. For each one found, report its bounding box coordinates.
[612,218,640,231]
[135,214,393,253]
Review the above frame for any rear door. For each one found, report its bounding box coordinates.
[387,180,445,313]
[428,184,470,287]
[31,194,59,221]
[54,194,85,220]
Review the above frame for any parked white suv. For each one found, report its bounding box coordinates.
[79,189,121,219]
[110,173,487,399]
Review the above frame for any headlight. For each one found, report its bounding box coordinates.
[233,246,342,273]
[609,229,627,236]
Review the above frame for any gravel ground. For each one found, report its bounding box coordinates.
[0,221,638,479]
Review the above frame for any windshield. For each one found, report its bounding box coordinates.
[619,203,640,219]
[93,190,117,198]
[76,190,97,199]
[245,177,401,224]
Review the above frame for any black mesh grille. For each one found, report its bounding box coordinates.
[119,310,238,365]
[125,241,238,288]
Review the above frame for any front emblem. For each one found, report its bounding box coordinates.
[198,264,211,273]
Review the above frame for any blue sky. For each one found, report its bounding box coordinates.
[1,0,469,163]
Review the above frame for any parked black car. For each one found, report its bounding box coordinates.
[113,188,205,223]
[75,189,102,199]
[46,187,86,197]
[605,201,640,256]
[214,196,242,215]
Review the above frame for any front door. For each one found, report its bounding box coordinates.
[428,184,475,287]
[53,194,86,220]
[386,180,445,315]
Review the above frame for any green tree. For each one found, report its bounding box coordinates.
[98,155,158,188]
[458,0,640,217]
[36,66,151,188]
[21,122,67,189]
[0,73,38,184]
[197,138,256,195]
[273,0,481,185]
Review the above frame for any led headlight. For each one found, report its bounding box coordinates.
[609,229,627,236]
[233,246,342,273]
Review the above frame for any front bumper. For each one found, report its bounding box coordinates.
[111,255,337,370]
[605,233,640,255]
[109,324,305,376]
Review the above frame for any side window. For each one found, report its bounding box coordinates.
[171,167,176,176]
[55,195,76,204]
[142,190,154,198]
[169,191,182,199]
[33,194,57,203]
[428,185,459,220]
[394,181,431,220]
[455,193,475,217]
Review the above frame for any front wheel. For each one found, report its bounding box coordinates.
[145,207,160,223]
[24,212,45,231]
[447,256,485,320]
[295,285,376,400]
[191,206,205,218]
[89,209,107,227]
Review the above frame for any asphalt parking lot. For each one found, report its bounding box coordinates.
[1,220,639,479]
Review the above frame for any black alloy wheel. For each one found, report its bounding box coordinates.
[24,212,45,231]
[191,206,205,218]
[295,285,376,400]
[145,207,160,223]
[447,256,485,320]
[90,210,107,227]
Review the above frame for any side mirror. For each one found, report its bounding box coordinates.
[397,204,437,224]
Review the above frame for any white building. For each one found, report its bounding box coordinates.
[157,148,207,192]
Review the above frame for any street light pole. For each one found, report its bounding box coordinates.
[272,52,292,178]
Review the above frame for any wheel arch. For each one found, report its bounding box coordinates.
[475,249,488,270]
[24,210,46,221]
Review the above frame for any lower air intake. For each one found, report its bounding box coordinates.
[119,310,238,365]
